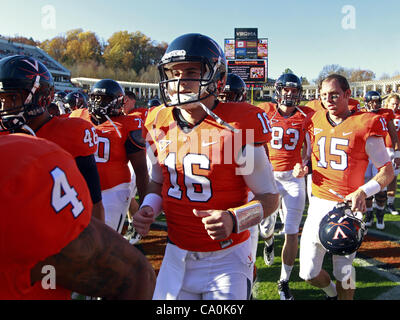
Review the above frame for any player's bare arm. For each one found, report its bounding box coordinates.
[30,216,156,299]
[128,149,149,204]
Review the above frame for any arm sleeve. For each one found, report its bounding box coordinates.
[365,136,391,169]
[146,143,163,184]
[237,145,278,194]
[75,155,102,204]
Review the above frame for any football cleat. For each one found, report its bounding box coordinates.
[364,210,374,227]
[277,280,294,300]
[387,203,399,216]
[375,209,385,230]
[263,238,275,266]
[123,223,142,245]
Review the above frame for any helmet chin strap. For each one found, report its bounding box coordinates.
[22,124,36,136]
[105,115,122,138]
[197,101,239,133]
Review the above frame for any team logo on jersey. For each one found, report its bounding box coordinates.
[158,139,172,151]
[314,128,323,135]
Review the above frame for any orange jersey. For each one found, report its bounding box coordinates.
[365,109,395,148]
[258,102,314,171]
[305,111,387,201]
[306,98,360,112]
[0,134,92,300]
[70,109,143,190]
[36,116,98,158]
[143,102,270,252]
[387,111,400,148]
[129,107,148,123]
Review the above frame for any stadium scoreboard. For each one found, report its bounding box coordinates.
[224,28,268,85]
[227,60,267,86]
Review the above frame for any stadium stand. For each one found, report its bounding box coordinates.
[0,37,75,92]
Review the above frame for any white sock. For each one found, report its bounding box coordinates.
[322,281,337,297]
[280,264,293,282]
[388,196,395,205]
[376,204,385,210]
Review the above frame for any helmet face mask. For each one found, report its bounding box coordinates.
[0,55,54,132]
[63,92,87,113]
[88,79,124,120]
[275,74,302,107]
[158,33,227,108]
[219,73,247,102]
[364,91,382,111]
[319,202,366,256]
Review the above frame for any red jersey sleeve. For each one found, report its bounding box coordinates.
[36,116,98,158]
[365,113,388,140]
[232,102,271,146]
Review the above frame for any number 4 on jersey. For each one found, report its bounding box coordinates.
[50,167,84,218]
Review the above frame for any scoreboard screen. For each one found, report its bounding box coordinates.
[227,60,267,84]
[224,38,268,60]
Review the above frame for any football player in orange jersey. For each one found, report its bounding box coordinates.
[294,74,394,300]
[384,93,400,215]
[258,73,314,300]
[0,55,105,222]
[70,79,149,234]
[361,91,400,229]
[133,33,279,300]
[0,134,155,300]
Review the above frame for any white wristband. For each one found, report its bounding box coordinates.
[395,151,400,158]
[140,193,163,217]
[359,180,381,198]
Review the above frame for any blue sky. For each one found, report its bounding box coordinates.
[1,0,399,82]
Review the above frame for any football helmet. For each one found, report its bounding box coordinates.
[364,91,381,111]
[88,79,125,121]
[53,91,67,102]
[275,73,302,107]
[0,55,54,132]
[158,33,227,107]
[147,98,162,108]
[63,91,87,113]
[219,73,247,102]
[319,202,366,256]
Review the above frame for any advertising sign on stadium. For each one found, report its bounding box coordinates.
[224,38,268,60]
[258,39,268,59]
[227,60,267,84]
[224,39,235,60]
[235,28,258,41]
